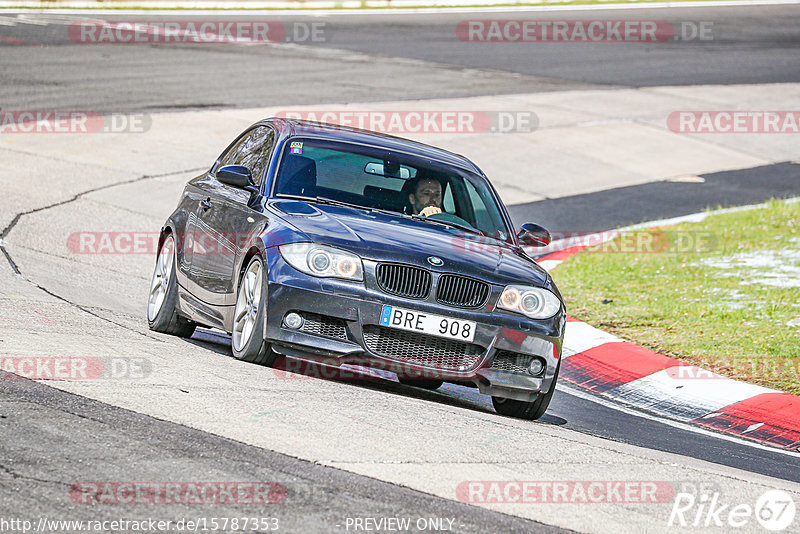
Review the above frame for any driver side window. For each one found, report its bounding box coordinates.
[217,126,276,185]
[218,132,250,168]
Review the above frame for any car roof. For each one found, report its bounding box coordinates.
[257,117,484,175]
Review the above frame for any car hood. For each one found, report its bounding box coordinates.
[269,200,549,286]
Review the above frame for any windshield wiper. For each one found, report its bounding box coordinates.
[312,196,375,212]
[276,194,373,212]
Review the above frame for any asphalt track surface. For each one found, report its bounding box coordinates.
[507,162,800,231]
[1,376,561,533]
[0,5,798,112]
[2,4,800,532]
[178,328,800,485]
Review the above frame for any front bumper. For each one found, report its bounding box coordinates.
[263,247,565,402]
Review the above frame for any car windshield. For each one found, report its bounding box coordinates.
[273,137,512,243]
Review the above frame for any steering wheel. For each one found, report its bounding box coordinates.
[427,211,475,229]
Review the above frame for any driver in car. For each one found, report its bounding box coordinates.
[408,176,443,217]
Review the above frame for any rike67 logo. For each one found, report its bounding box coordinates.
[669,489,796,531]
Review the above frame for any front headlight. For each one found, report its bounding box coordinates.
[279,243,363,281]
[498,285,560,319]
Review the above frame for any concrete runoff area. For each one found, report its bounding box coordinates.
[2,84,800,533]
[0,376,561,533]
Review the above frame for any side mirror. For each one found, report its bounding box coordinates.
[517,223,551,247]
[217,165,253,188]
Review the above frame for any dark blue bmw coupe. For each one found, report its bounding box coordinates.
[148,118,566,420]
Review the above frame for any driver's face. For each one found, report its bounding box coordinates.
[409,179,442,213]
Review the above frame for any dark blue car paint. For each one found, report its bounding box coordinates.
[160,118,566,403]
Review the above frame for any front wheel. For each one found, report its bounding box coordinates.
[231,255,277,366]
[491,362,559,420]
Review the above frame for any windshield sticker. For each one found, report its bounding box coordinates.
[290,141,303,154]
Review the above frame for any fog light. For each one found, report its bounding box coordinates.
[528,358,545,376]
[284,312,304,330]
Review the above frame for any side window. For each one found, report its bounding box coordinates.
[218,132,250,168]
[464,179,492,230]
[463,179,507,239]
[239,127,275,185]
[443,183,455,213]
[217,126,275,185]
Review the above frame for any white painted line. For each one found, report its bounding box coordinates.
[534,229,620,258]
[562,321,623,358]
[536,259,561,272]
[534,198,800,264]
[0,15,17,24]
[744,422,765,433]
[558,381,800,458]
[18,14,84,23]
[604,367,776,421]
[665,175,706,183]
[15,13,48,23]
[2,0,799,14]
[620,196,800,231]
[623,212,711,229]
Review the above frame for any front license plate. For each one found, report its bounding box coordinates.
[379,305,476,343]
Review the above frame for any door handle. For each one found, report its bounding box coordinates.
[200,198,212,211]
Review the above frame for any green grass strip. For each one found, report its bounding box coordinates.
[553,199,800,394]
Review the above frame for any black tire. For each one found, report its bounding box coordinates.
[147,234,196,338]
[231,255,277,366]
[398,378,444,390]
[491,362,560,420]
